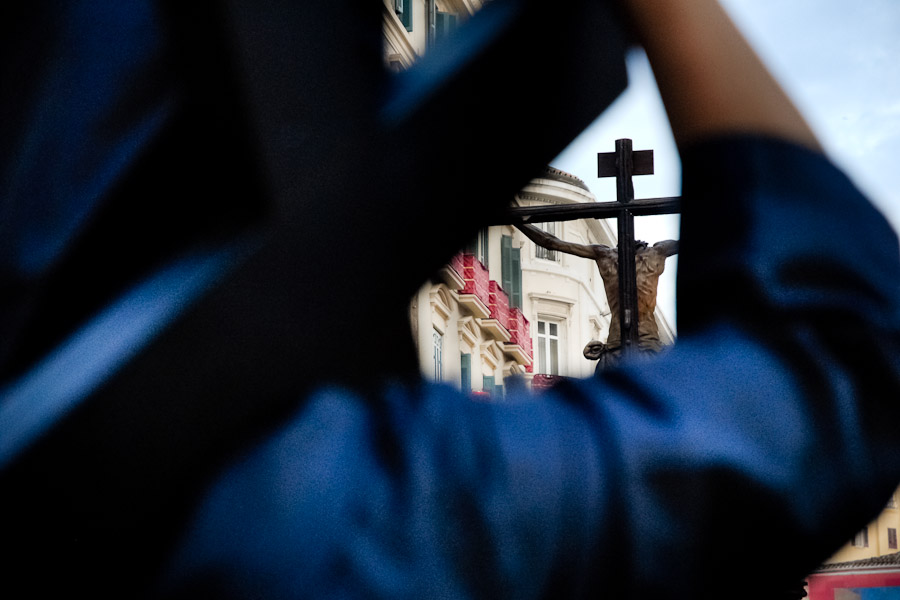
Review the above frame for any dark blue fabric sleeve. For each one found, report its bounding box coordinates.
[0,2,261,383]
[0,3,176,370]
[159,137,900,599]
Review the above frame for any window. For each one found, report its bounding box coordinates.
[501,235,522,309]
[460,353,471,392]
[480,376,502,398]
[395,0,413,31]
[853,528,869,548]
[536,222,559,261]
[537,320,560,375]
[889,528,898,550]
[433,330,443,380]
[887,494,898,509]
[435,11,457,40]
[467,229,489,268]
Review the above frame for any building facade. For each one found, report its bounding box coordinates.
[826,490,900,564]
[808,552,900,600]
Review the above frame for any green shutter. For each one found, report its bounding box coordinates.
[397,0,413,31]
[460,353,471,392]
[502,235,523,309]
[511,247,522,309]
[501,235,513,293]
[483,375,495,395]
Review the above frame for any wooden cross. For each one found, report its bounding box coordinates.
[501,138,682,358]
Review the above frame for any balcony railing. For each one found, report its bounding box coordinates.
[488,281,510,324]
[456,253,491,318]
[508,308,532,351]
[506,307,533,371]
[461,254,490,303]
[483,281,512,342]
[450,253,466,281]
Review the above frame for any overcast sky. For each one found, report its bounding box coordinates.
[552,0,900,325]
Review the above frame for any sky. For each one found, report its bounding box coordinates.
[551,0,900,327]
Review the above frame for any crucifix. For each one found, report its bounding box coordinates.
[502,138,682,360]
[597,138,682,358]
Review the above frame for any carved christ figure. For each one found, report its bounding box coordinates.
[515,223,678,363]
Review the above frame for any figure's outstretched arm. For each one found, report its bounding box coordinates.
[515,223,605,260]
[652,239,679,257]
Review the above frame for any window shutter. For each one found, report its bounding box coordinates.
[460,353,471,392]
[501,235,513,292]
[502,235,522,309]
[397,0,413,31]
[483,375,495,395]
[511,247,522,309]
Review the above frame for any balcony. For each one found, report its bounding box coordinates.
[450,254,533,370]
[457,253,490,318]
[504,307,533,371]
[481,281,511,342]
[437,253,465,290]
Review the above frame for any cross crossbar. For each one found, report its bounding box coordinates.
[496,196,681,225]
[598,148,654,178]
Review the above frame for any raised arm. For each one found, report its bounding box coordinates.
[515,223,607,260]
[620,0,821,151]
[651,239,679,257]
